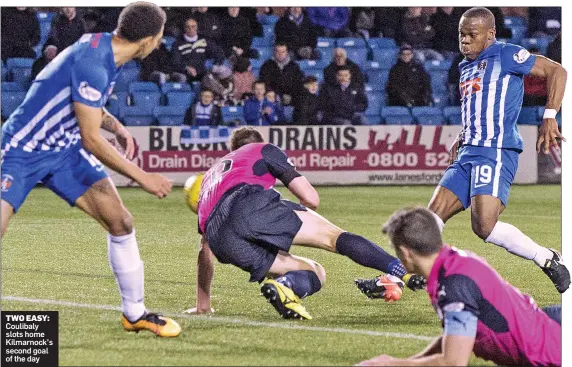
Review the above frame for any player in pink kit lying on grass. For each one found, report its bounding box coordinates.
[357,207,561,367]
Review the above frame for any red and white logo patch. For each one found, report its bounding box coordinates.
[1,174,14,192]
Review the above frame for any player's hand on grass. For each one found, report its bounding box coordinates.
[183,307,215,315]
[140,173,173,198]
[115,126,135,160]
[537,118,565,154]
[355,354,395,366]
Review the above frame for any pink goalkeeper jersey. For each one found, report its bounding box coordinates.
[427,245,561,366]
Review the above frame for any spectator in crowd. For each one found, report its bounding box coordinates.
[349,7,377,39]
[263,89,286,124]
[320,65,368,125]
[239,7,264,38]
[1,7,40,61]
[163,7,193,37]
[201,64,235,106]
[528,7,561,37]
[140,42,185,85]
[447,53,464,106]
[274,7,319,60]
[294,76,322,125]
[387,44,432,107]
[86,7,122,33]
[306,7,352,38]
[193,7,223,44]
[171,18,225,83]
[430,7,460,59]
[397,7,443,62]
[259,43,304,106]
[184,89,223,126]
[44,7,87,54]
[232,57,256,101]
[31,45,57,80]
[323,48,365,89]
[547,31,561,64]
[373,8,405,39]
[523,48,548,106]
[244,81,278,125]
[220,7,257,60]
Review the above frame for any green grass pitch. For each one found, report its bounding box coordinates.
[1,185,561,366]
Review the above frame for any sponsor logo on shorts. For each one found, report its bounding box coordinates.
[1,174,14,192]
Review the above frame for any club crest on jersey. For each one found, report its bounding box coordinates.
[1,174,14,192]
[78,81,102,102]
[478,60,487,71]
[513,49,531,64]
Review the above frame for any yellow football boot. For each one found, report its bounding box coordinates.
[261,279,312,320]
[121,312,181,337]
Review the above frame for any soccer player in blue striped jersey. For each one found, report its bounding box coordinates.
[429,7,569,293]
[357,7,569,299]
[1,2,181,336]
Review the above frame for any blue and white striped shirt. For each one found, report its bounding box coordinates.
[459,42,536,151]
[2,33,121,155]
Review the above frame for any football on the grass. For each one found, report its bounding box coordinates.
[184,173,203,214]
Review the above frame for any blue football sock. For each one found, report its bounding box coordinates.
[336,232,406,277]
[276,270,322,299]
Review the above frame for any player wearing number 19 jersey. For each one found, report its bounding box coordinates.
[426,7,569,293]
[188,127,426,319]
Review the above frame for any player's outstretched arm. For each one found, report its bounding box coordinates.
[185,236,215,314]
[287,176,320,211]
[355,335,474,366]
[75,102,172,198]
[101,107,135,160]
[528,55,567,153]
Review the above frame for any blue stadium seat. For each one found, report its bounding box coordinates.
[120,105,156,126]
[161,82,191,94]
[7,58,35,71]
[504,16,526,28]
[336,38,366,48]
[346,48,368,66]
[105,92,129,118]
[257,47,273,60]
[259,14,279,25]
[162,36,176,51]
[114,68,140,92]
[298,59,328,71]
[432,93,449,108]
[443,106,462,125]
[365,93,383,117]
[166,91,194,107]
[364,83,384,93]
[372,48,398,67]
[154,106,185,126]
[411,106,446,125]
[2,82,25,92]
[317,37,336,49]
[129,82,161,106]
[283,106,294,123]
[7,58,34,86]
[252,68,260,78]
[521,38,550,54]
[517,106,540,125]
[509,25,527,45]
[250,58,265,69]
[222,106,245,124]
[317,47,334,61]
[262,25,275,38]
[375,38,398,49]
[1,91,26,118]
[253,37,273,47]
[430,71,449,93]
[363,61,390,72]
[381,106,414,125]
[1,61,7,82]
[424,59,452,71]
[366,70,390,91]
[129,82,160,93]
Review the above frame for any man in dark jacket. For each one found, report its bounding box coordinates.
[387,44,432,107]
[294,76,321,125]
[323,48,364,89]
[1,7,40,61]
[259,43,304,106]
[220,7,256,59]
[193,7,223,44]
[320,65,368,125]
[44,7,86,54]
[171,18,225,83]
[274,7,318,60]
[430,7,460,59]
[31,45,57,80]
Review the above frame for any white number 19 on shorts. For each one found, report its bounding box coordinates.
[474,165,493,188]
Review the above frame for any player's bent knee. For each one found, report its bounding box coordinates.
[471,218,495,241]
[107,208,134,236]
